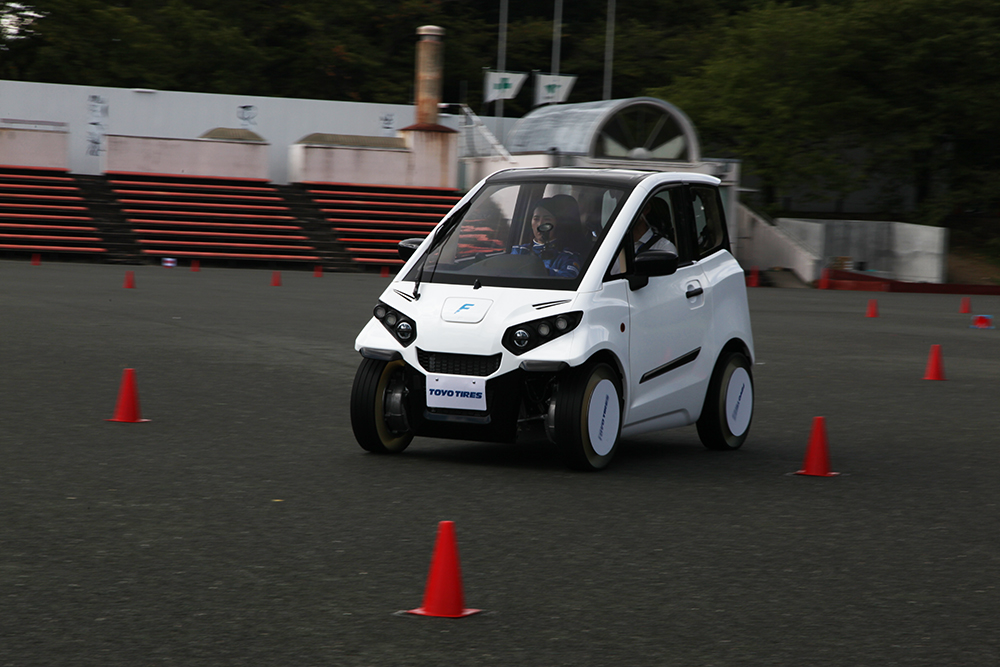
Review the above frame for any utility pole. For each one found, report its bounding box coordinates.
[552,0,562,75]
[497,0,509,143]
[603,0,615,100]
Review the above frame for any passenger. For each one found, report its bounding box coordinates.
[632,198,677,254]
[511,197,582,278]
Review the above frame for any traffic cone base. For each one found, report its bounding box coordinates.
[407,606,480,618]
[923,344,945,381]
[795,416,838,476]
[406,521,480,618]
[106,369,150,423]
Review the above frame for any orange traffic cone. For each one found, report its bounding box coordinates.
[191,259,200,272]
[124,270,136,289]
[407,521,480,618]
[314,264,323,277]
[795,417,839,477]
[865,299,879,318]
[747,266,760,287]
[31,253,41,265]
[923,344,945,380]
[380,266,390,278]
[106,369,150,423]
[959,297,971,314]
[818,269,831,290]
[271,271,282,286]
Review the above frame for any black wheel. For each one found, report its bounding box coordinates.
[697,350,753,451]
[550,362,623,470]
[350,358,413,454]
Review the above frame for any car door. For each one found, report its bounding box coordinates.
[621,186,712,430]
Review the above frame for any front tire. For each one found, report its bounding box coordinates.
[697,350,753,451]
[551,362,623,470]
[350,358,413,454]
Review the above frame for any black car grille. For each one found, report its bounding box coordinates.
[417,349,502,377]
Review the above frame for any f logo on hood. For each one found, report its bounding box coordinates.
[442,297,493,323]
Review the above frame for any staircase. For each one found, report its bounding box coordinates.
[300,182,461,270]
[0,166,108,261]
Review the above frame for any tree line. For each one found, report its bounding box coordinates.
[3,0,999,226]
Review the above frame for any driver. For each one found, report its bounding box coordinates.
[511,198,582,278]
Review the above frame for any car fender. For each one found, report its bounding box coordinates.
[701,251,755,365]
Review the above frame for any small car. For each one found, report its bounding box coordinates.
[351,167,754,470]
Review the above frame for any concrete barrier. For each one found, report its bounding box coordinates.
[289,128,458,188]
[0,127,68,170]
[736,205,822,283]
[778,218,947,283]
[104,135,269,180]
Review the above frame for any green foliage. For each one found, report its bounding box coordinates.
[656,0,1000,222]
[4,0,1000,224]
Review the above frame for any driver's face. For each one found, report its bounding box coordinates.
[531,207,556,243]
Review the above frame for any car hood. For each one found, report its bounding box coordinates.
[361,281,578,357]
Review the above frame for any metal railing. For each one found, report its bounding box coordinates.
[453,104,515,162]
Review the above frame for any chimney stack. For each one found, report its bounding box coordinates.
[415,26,445,126]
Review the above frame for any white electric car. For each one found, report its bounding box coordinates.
[351,168,754,470]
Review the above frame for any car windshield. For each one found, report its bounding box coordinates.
[405,179,629,290]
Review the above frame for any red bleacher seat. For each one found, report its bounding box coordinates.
[110,172,318,264]
[0,167,107,258]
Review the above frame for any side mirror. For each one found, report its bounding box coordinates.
[398,237,423,261]
[628,250,678,290]
[635,250,678,277]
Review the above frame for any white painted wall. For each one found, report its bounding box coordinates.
[0,79,466,183]
[459,153,548,190]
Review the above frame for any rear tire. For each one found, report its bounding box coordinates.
[551,362,623,470]
[350,358,413,454]
[697,350,753,451]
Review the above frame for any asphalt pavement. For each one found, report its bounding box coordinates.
[1,260,998,666]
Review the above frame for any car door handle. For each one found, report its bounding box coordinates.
[686,286,704,299]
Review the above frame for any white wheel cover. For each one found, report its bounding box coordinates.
[725,367,753,436]
[587,379,620,456]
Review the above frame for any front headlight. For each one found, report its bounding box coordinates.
[502,311,582,355]
[373,302,417,347]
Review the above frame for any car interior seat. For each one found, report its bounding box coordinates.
[549,194,590,257]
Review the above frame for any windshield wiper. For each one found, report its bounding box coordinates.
[411,231,434,301]
[411,202,469,300]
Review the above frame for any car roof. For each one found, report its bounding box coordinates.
[484,167,719,189]
[486,167,653,188]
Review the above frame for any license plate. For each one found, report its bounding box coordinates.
[425,374,487,411]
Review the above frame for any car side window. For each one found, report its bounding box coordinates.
[607,187,683,279]
[690,185,727,259]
